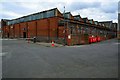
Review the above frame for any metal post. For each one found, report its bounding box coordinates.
[64,6,66,46]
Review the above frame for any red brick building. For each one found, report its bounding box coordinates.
[1,8,117,45]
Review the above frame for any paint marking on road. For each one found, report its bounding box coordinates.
[0,52,8,57]
[114,43,120,44]
[66,45,89,48]
[0,39,17,40]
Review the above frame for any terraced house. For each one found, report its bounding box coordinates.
[1,8,117,45]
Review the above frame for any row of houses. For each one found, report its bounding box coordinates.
[1,8,117,45]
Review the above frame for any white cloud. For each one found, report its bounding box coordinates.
[0,0,118,23]
[72,8,117,22]
[1,10,24,19]
[119,1,120,13]
[113,19,118,23]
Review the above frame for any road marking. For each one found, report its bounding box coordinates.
[0,52,8,57]
[66,45,88,48]
[0,39,17,40]
[114,43,120,44]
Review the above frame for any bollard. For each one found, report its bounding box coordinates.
[33,37,36,43]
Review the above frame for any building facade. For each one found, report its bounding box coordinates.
[1,8,117,45]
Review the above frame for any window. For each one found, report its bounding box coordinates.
[36,13,41,19]
[58,20,64,26]
[9,21,13,25]
[20,18,24,22]
[92,28,96,34]
[43,12,47,18]
[47,10,55,18]
[77,26,81,33]
[7,21,10,25]
[81,27,84,34]
[72,28,76,34]
[28,16,32,21]
[14,19,19,24]
[39,13,43,19]
[85,27,89,34]
[89,21,92,24]
[74,17,80,21]
[95,22,98,25]
[32,13,41,20]
[64,14,70,19]
[11,20,15,25]
[32,15,35,20]
[16,19,19,24]
[24,16,31,22]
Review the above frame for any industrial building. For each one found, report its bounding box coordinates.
[1,8,117,45]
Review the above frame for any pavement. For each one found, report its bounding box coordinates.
[35,42,63,47]
[1,38,119,78]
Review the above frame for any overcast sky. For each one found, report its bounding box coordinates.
[0,0,119,23]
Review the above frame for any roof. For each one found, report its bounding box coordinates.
[73,15,81,21]
[82,18,89,23]
[8,8,58,21]
[1,7,115,27]
[73,15,81,17]
[100,21,112,23]
[99,21,113,28]
[94,21,98,25]
[64,12,71,14]
[82,18,87,21]
[88,19,94,24]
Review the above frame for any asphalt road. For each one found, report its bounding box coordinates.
[1,38,118,78]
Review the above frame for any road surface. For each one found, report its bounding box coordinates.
[1,38,118,78]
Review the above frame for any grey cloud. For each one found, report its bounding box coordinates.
[100,2,118,13]
[2,2,30,14]
[65,1,118,14]
[118,1,120,13]
[66,2,101,11]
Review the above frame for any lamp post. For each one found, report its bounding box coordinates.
[63,6,66,46]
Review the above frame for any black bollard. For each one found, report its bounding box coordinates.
[33,37,36,43]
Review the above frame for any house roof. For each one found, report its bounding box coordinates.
[82,18,89,23]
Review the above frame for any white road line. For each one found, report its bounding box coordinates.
[0,39,17,40]
[114,43,120,44]
[0,52,8,57]
[66,45,88,48]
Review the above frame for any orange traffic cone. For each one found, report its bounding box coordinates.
[51,40,55,47]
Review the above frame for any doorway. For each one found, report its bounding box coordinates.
[7,33,9,38]
[23,32,26,38]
